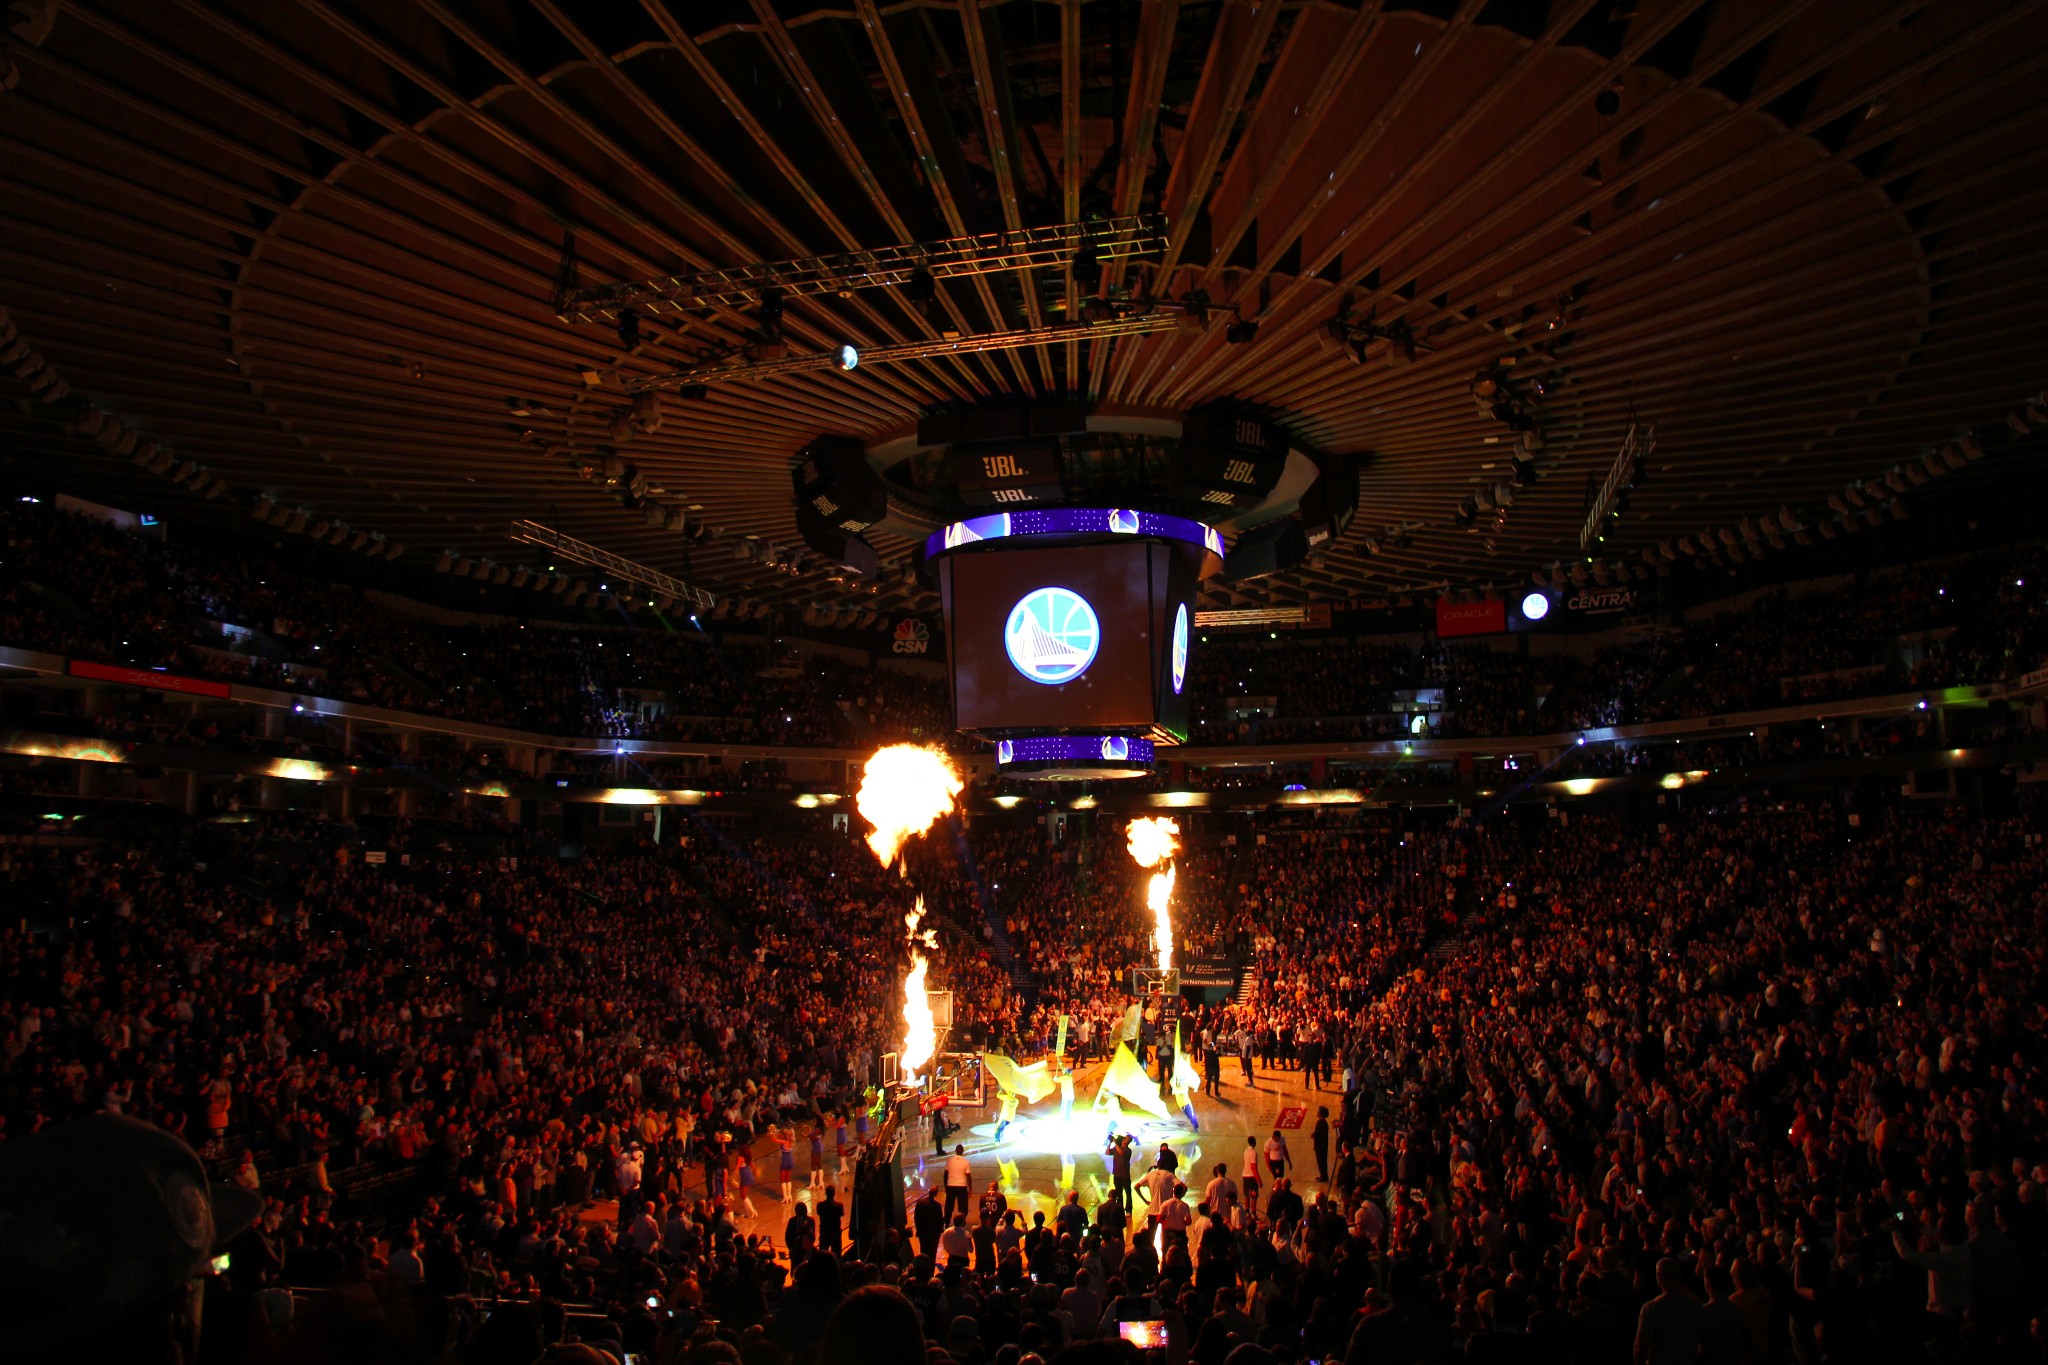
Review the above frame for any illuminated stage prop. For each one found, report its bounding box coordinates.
[1094,1042,1171,1123]
[1170,1020,1203,1129]
[982,1052,1057,1140]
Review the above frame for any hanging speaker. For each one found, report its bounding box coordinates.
[1296,455,1359,549]
[1174,404,1290,510]
[795,506,880,581]
[1220,517,1308,583]
[791,437,889,533]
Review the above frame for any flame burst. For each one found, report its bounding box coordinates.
[1127,817,1180,974]
[857,745,964,867]
[900,898,939,1086]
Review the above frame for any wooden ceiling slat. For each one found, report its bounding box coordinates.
[2,0,2045,604]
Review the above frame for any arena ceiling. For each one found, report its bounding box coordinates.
[1,0,2045,614]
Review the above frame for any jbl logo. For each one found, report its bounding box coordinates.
[1222,458,1257,484]
[1201,489,1237,505]
[1234,418,1263,447]
[982,453,1023,479]
[989,487,1033,503]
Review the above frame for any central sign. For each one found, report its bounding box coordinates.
[1005,586,1101,684]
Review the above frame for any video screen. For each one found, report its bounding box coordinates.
[1117,1321,1169,1349]
[941,540,1195,735]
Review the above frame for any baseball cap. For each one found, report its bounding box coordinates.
[0,1114,263,1353]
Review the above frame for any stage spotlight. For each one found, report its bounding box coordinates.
[1521,591,1550,621]
[1224,318,1259,345]
[838,343,860,372]
[756,287,787,359]
[1071,241,1104,294]
[631,391,663,434]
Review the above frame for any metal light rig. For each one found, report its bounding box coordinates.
[555,215,1169,322]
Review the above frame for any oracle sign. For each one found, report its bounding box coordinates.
[1435,597,1507,638]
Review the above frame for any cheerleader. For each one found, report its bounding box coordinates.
[774,1125,797,1203]
[808,1119,827,1192]
[735,1149,759,1219]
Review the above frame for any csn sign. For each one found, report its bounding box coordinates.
[891,618,932,656]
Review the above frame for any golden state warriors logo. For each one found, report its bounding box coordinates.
[1005,587,1100,684]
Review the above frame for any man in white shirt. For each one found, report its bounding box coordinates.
[1201,1161,1238,1214]
[1157,1184,1193,1243]
[614,1142,645,1219]
[943,1144,974,1219]
[939,1212,974,1266]
[1137,1163,1178,1218]
[1262,1130,1291,1180]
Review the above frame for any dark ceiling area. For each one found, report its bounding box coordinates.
[1,0,2044,615]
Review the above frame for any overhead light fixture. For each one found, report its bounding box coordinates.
[837,343,859,372]
[1070,240,1104,294]
[755,286,786,359]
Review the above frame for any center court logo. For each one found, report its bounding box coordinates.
[1005,586,1100,684]
[1170,603,1189,694]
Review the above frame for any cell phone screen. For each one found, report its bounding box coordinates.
[1118,1320,1168,1349]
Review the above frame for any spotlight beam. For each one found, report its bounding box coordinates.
[625,313,1184,395]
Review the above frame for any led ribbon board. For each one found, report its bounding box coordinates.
[996,735,1157,765]
[1170,603,1189,694]
[925,508,1226,575]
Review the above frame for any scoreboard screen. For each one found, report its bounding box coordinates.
[939,539,1198,738]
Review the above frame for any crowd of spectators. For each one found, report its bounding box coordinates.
[9,501,2048,764]
[9,768,2048,1365]
[0,500,942,749]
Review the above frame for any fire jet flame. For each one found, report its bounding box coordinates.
[857,745,964,867]
[900,898,939,1085]
[1126,816,1180,974]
